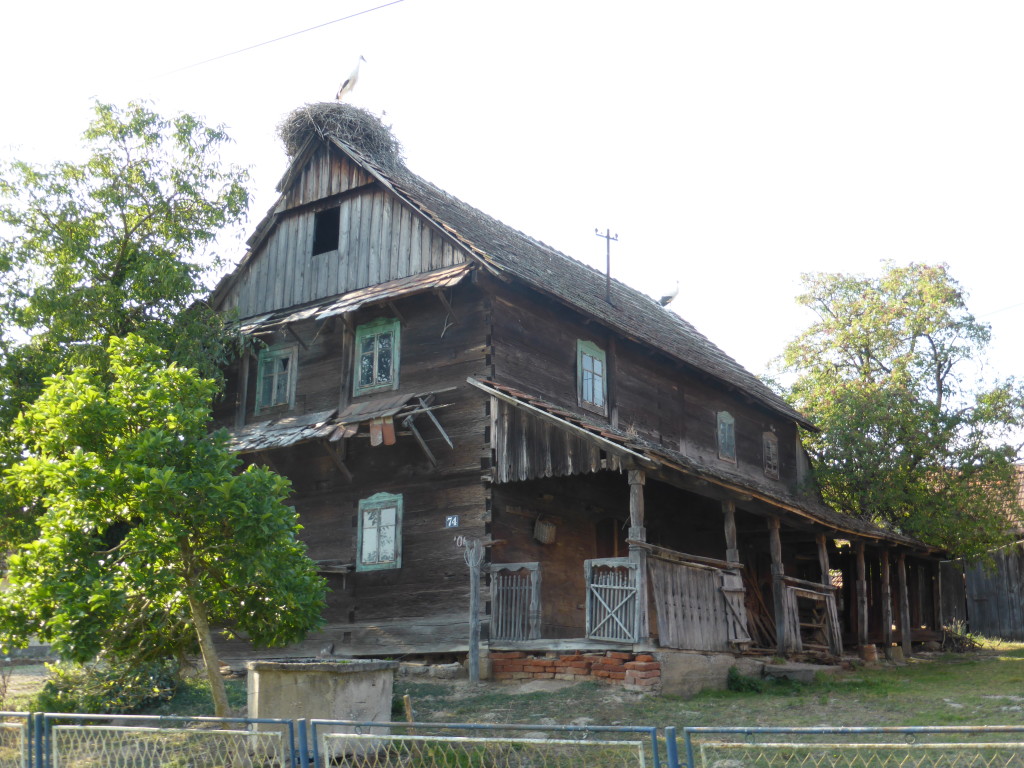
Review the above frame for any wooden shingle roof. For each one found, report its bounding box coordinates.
[323,135,814,430]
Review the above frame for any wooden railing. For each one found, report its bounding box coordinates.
[490,563,541,641]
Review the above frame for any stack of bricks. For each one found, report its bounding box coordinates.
[489,651,660,692]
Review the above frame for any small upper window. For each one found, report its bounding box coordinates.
[577,340,607,414]
[763,431,779,478]
[255,345,297,413]
[357,492,403,571]
[354,318,400,396]
[312,207,341,256]
[717,411,736,463]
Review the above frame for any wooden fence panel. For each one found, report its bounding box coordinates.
[963,543,1024,640]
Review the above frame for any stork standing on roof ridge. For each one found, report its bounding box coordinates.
[659,281,679,307]
[336,55,366,101]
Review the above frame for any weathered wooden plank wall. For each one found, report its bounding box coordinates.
[648,557,731,651]
[492,399,609,483]
[222,147,467,319]
[487,279,803,496]
[963,543,1024,640]
[215,284,494,658]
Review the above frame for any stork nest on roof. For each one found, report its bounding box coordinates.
[278,103,404,171]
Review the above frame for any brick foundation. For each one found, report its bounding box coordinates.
[490,651,661,693]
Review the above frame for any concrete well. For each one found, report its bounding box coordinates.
[247,659,398,756]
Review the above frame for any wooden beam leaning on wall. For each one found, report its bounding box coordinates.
[856,541,869,650]
[881,548,894,659]
[768,516,788,654]
[898,551,913,658]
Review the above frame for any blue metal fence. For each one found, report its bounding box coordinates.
[681,725,1024,768]
[34,713,300,768]
[5,715,1024,768]
[308,719,665,768]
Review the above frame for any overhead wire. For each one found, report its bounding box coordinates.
[155,0,407,78]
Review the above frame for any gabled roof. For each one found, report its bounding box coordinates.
[220,105,811,429]
[318,132,812,430]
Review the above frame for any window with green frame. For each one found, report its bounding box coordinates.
[354,318,400,396]
[255,345,297,413]
[357,492,403,571]
[577,339,607,414]
[717,411,736,463]
[763,431,779,478]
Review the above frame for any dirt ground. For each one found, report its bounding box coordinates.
[3,664,48,700]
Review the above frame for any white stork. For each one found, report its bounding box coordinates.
[659,281,679,307]
[336,55,366,101]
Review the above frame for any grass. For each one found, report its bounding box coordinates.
[397,640,1024,729]
[6,640,1024,728]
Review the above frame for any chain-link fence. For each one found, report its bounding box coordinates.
[6,712,1024,768]
[682,726,1024,768]
[0,715,30,768]
[42,714,296,768]
[309,721,661,768]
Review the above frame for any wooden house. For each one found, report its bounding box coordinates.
[211,105,946,671]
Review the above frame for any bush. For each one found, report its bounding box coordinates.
[726,665,766,693]
[30,658,179,714]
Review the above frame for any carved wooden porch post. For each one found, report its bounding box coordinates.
[898,551,913,657]
[881,548,894,658]
[768,516,788,654]
[856,541,869,650]
[723,500,739,563]
[627,469,649,641]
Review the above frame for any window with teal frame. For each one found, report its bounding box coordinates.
[763,431,779,478]
[577,339,608,415]
[717,411,736,463]
[357,492,403,571]
[254,345,297,414]
[354,318,400,396]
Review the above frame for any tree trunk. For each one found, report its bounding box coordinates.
[186,591,231,717]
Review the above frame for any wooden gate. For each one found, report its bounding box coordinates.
[648,555,751,651]
[490,563,541,641]
[584,558,640,643]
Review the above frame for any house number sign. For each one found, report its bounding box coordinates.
[445,515,459,528]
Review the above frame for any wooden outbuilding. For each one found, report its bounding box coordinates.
[211,104,946,669]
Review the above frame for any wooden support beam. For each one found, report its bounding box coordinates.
[433,288,457,322]
[856,541,868,650]
[387,300,408,326]
[320,442,353,483]
[627,469,649,642]
[235,353,250,429]
[628,469,646,537]
[768,516,788,654]
[284,322,308,350]
[881,549,894,658]
[932,559,944,631]
[898,551,913,657]
[817,534,831,588]
[723,500,739,564]
[404,416,437,466]
[418,396,454,449]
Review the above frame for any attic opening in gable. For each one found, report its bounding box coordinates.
[313,206,341,255]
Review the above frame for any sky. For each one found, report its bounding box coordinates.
[1,0,1022,390]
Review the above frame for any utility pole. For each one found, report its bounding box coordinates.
[595,228,618,304]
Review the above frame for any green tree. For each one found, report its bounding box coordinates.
[0,100,249,463]
[778,261,1024,559]
[0,336,326,716]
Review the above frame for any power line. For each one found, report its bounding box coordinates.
[155,0,407,78]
